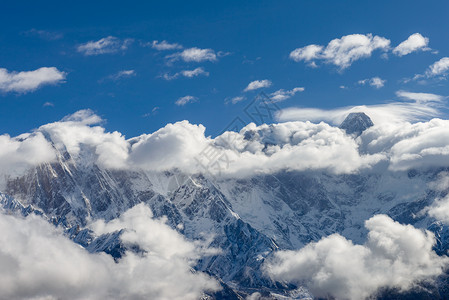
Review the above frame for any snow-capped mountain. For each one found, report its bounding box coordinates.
[1,112,449,299]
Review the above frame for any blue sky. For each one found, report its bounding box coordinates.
[1,0,449,138]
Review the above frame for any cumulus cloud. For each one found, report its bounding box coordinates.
[167,47,217,63]
[393,33,430,56]
[290,44,323,64]
[358,77,386,89]
[77,36,133,56]
[425,57,449,78]
[269,87,304,102]
[162,67,209,80]
[244,79,272,92]
[0,204,219,300]
[290,34,390,69]
[151,40,183,50]
[0,67,66,93]
[175,95,198,106]
[264,214,448,300]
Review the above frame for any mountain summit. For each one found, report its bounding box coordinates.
[339,112,374,135]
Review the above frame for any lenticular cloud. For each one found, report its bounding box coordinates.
[0,204,219,300]
[264,214,449,300]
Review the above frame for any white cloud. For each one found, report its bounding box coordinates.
[244,79,272,92]
[396,90,444,103]
[168,47,217,63]
[0,132,56,182]
[264,214,448,300]
[151,40,183,50]
[270,87,305,102]
[428,171,449,192]
[290,34,390,69]
[289,45,323,63]
[107,70,136,81]
[181,67,209,78]
[226,96,245,104]
[0,67,66,93]
[163,67,209,80]
[427,194,449,223]
[175,95,198,106]
[0,204,219,300]
[393,33,430,56]
[425,57,449,77]
[77,36,133,56]
[358,77,386,89]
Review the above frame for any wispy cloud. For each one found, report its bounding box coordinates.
[0,67,66,93]
[396,90,445,103]
[357,77,386,89]
[175,95,198,106]
[393,33,430,56]
[150,40,183,51]
[244,79,272,92]
[24,29,63,41]
[77,36,133,56]
[290,34,390,69]
[225,96,245,104]
[162,67,209,80]
[109,70,136,81]
[270,87,304,102]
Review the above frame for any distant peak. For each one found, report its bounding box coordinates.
[339,112,374,136]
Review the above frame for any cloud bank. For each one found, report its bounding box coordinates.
[264,214,448,300]
[2,101,449,183]
[0,204,219,300]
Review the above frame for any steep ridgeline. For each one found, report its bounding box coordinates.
[1,116,449,299]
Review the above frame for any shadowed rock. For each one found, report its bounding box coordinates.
[339,112,374,136]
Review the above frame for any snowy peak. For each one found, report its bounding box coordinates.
[339,112,374,136]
